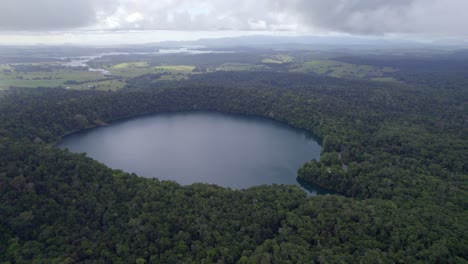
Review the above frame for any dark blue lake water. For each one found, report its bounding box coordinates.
[57,111,324,194]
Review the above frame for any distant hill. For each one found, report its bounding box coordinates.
[150,35,425,49]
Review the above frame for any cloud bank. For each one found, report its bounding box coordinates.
[0,0,466,36]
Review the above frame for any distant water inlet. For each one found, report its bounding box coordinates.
[57,111,325,194]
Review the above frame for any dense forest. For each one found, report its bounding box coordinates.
[0,70,467,263]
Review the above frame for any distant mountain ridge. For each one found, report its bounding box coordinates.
[150,35,432,49]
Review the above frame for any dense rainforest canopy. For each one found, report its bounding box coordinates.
[0,71,467,263]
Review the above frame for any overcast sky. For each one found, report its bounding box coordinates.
[0,0,467,45]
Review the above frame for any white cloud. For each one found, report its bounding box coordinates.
[125,12,144,23]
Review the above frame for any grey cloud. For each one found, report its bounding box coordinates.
[272,0,468,35]
[0,0,114,31]
[98,0,468,36]
[278,0,415,34]
[0,0,467,37]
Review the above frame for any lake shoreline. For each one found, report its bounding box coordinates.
[56,110,325,194]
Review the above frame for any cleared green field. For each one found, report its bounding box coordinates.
[109,63,195,78]
[109,68,153,78]
[371,77,402,83]
[262,59,283,64]
[0,62,131,90]
[0,65,13,71]
[0,61,199,90]
[217,63,270,71]
[113,62,149,69]
[109,62,154,78]
[0,58,400,91]
[261,55,294,64]
[291,60,395,79]
[0,68,106,89]
[153,65,196,72]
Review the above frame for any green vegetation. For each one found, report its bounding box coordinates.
[72,79,126,91]
[0,68,466,262]
[261,58,283,64]
[0,64,12,71]
[217,63,270,71]
[291,60,395,79]
[370,77,401,83]
[0,61,194,90]
[1,48,468,262]
[0,66,106,89]
[108,62,196,79]
[113,62,150,69]
[153,65,195,72]
[261,55,294,64]
[0,51,409,91]
[108,64,156,78]
[0,63,122,90]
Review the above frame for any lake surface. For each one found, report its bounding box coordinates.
[57,111,324,194]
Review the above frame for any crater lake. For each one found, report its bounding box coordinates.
[57,111,325,194]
